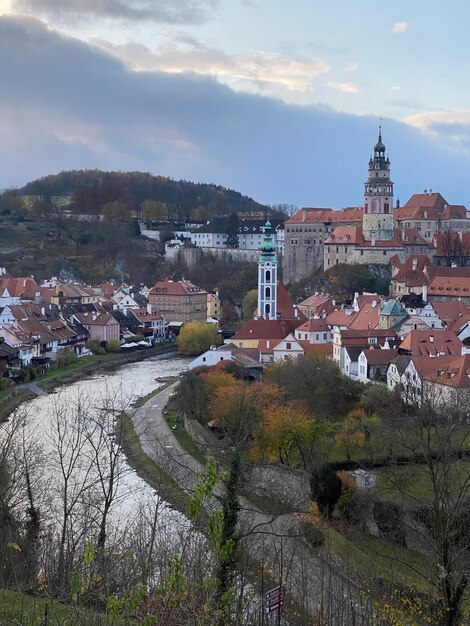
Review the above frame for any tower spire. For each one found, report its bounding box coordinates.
[257,220,277,320]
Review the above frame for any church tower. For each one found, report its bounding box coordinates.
[257,221,277,319]
[363,127,394,241]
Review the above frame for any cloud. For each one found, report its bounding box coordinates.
[0,15,469,208]
[404,110,470,153]
[10,0,218,24]
[326,81,360,94]
[391,21,409,34]
[93,39,330,98]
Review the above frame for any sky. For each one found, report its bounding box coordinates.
[0,1,470,208]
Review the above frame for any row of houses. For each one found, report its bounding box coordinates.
[0,272,217,373]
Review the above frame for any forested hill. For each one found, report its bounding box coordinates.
[17,170,269,221]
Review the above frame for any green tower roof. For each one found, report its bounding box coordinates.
[259,221,277,263]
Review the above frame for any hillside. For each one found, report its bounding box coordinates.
[13,169,269,221]
[0,170,272,286]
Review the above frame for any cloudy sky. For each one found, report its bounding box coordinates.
[0,1,469,208]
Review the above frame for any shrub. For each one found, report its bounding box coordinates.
[57,347,79,368]
[0,378,11,390]
[106,339,121,353]
[87,339,106,355]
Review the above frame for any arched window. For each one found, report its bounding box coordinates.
[265,287,270,298]
[265,270,271,282]
[265,303,270,316]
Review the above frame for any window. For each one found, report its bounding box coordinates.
[286,342,292,349]
[290,238,299,245]
[368,337,377,345]
[265,286,271,298]
[265,269,271,281]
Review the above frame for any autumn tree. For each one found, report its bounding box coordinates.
[251,401,327,470]
[176,321,222,356]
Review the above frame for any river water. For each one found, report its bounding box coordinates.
[16,354,191,542]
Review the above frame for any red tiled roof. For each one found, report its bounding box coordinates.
[232,319,301,341]
[285,206,363,225]
[347,303,379,330]
[75,312,118,326]
[427,274,470,298]
[328,207,364,223]
[0,277,40,300]
[361,348,399,365]
[149,279,207,296]
[433,301,470,332]
[296,318,330,332]
[324,226,364,245]
[326,310,354,327]
[324,227,429,248]
[412,354,470,388]
[399,329,463,356]
[285,208,333,224]
[298,341,333,357]
[341,328,397,339]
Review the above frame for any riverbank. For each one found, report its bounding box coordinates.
[0,344,179,425]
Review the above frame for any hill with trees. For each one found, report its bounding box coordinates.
[13,169,270,222]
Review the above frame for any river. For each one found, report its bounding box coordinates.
[13,354,192,550]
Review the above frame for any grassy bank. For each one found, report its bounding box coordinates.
[0,588,122,626]
[118,411,191,515]
[164,408,206,464]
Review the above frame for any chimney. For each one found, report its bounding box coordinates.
[422,284,428,302]
[294,305,298,318]
[412,258,417,271]
[147,303,152,314]
[429,334,434,343]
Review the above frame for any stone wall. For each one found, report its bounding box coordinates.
[241,462,311,511]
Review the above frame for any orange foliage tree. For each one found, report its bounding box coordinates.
[251,401,327,470]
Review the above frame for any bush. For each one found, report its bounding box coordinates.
[87,339,106,355]
[57,347,79,368]
[106,339,121,353]
[0,378,11,390]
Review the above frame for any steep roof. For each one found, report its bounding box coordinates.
[399,329,463,356]
[347,303,380,330]
[0,277,40,300]
[380,299,407,317]
[411,354,470,388]
[433,301,470,332]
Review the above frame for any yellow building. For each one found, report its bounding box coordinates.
[207,291,220,320]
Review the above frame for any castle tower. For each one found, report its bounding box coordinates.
[363,127,394,241]
[258,221,277,319]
